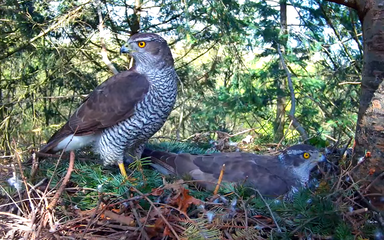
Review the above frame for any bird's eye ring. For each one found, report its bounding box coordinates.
[303,152,310,159]
[138,41,146,48]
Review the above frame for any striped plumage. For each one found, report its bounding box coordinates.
[40,33,178,176]
[98,67,178,165]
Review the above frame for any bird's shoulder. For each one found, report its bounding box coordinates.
[192,152,280,173]
[68,69,150,133]
[192,152,292,181]
[91,70,149,97]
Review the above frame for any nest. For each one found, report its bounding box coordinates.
[0,145,383,239]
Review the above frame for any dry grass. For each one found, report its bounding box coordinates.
[0,145,383,239]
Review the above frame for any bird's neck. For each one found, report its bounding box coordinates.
[292,163,312,185]
[278,154,310,186]
[134,65,177,86]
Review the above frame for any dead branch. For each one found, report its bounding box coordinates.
[131,187,181,240]
[253,188,282,233]
[95,0,118,74]
[276,44,309,141]
[0,1,91,60]
[338,81,361,86]
[129,200,150,240]
[47,151,75,210]
[213,164,226,195]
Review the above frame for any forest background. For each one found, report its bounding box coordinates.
[0,0,361,155]
[2,0,384,238]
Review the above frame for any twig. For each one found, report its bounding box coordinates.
[47,151,75,210]
[131,187,181,240]
[348,173,384,228]
[30,151,39,179]
[129,201,150,240]
[345,208,368,216]
[229,128,255,138]
[365,171,384,193]
[276,43,308,141]
[213,164,226,195]
[95,0,118,74]
[139,205,153,239]
[253,188,282,232]
[338,81,361,86]
[13,140,33,215]
[81,188,105,239]
[277,119,293,148]
[223,230,234,240]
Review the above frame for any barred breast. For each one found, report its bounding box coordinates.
[97,69,178,165]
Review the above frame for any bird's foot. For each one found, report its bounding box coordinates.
[118,162,137,183]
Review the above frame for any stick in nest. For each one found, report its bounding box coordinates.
[213,164,226,195]
[131,187,181,240]
[47,150,75,210]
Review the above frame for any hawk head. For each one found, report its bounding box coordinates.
[120,33,174,71]
[278,144,326,184]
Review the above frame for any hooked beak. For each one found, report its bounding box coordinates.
[120,44,131,55]
[319,153,326,162]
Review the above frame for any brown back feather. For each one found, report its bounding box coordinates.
[143,149,298,197]
[40,70,149,153]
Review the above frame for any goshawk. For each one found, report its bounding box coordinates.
[40,33,178,177]
[142,144,325,197]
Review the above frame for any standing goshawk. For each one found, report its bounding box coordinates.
[40,33,178,177]
[142,144,325,197]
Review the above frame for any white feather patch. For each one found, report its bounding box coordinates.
[54,134,98,152]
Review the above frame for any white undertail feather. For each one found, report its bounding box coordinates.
[54,134,100,152]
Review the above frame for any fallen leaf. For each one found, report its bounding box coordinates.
[171,187,202,213]
[104,210,135,226]
[151,187,164,196]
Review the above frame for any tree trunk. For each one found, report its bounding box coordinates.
[130,0,142,34]
[274,0,287,142]
[327,0,384,206]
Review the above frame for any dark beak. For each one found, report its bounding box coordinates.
[120,45,130,55]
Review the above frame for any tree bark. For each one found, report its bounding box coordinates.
[274,0,287,142]
[327,0,384,204]
[354,0,384,199]
[131,0,142,34]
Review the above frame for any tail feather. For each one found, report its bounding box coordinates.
[142,148,178,175]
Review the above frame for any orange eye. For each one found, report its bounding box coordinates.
[303,152,310,159]
[138,41,146,48]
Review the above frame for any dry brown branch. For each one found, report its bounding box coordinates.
[131,187,181,240]
[104,210,135,225]
[345,208,368,216]
[338,81,361,86]
[213,164,226,195]
[47,151,75,210]
[129,200,150,240]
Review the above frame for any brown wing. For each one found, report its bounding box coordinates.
[144,150,296,197]
[41,70,150,153]
[192,153,294,196]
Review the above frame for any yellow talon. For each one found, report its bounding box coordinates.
[118,162,137,183]
[118,162,128,179]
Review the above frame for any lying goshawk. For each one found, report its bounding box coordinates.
[142,144,325,197]
[40,33,178,178]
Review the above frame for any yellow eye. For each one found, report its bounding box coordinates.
[303,152,310,159]
[138,41,146,48]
